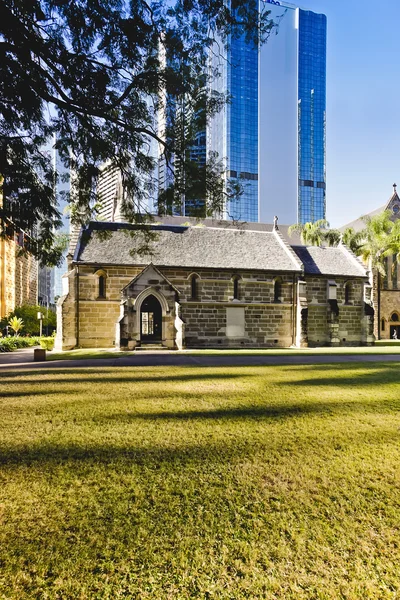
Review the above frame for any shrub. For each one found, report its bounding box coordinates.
[8,316,24,336]
[0,305,56,336]
[0,336,52,352]
[39,338,55,351]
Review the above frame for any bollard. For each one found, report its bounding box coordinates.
[34,348,46,361]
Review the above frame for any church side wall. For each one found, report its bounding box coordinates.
[305,276,365,346]
[164,269,295,348]
[60,264,367,349]
[379,290,400,340]
[75,266,142,348]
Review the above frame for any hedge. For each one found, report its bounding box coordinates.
[0,337,54,353]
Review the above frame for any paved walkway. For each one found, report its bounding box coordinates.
[1,348,400,371]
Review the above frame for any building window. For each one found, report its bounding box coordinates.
[233,275,240,300]
[344,282,351,305]
[381,318,385,332]
[391,312,399,322]
[274,278,282,303]
[383,257,389,289]
[190,274,199,300]
[392,254,398,290]
[98,275,106,299]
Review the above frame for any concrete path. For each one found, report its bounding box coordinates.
[1,348,400,371]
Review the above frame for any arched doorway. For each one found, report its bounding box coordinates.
[390,312,400,340]
[140,294,162,342]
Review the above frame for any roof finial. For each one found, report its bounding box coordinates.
[394,183,397,194]
[273,215,279,230]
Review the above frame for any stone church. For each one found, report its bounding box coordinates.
[342,184,400,341]
[56,216,373,350]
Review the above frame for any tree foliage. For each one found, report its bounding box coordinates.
[1,0,275,264]
[358,210,400,275]
[288,219,341,247]
[1,304,56,336]
[290,212,400,282]
[8,315,24,336]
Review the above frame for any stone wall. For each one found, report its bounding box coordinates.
[58,265,297,349]
[378,290,400,339]
[57,263,368,349]
[305,276,366,346]
[0,236,37,319]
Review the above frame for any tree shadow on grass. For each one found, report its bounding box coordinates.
[0,372,253,400]
[1,424,398,468]
[90,394,400,424]
[278,367,400,388]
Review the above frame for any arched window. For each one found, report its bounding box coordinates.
[274,278,282,303]
[233,275,240,300]
[98,275,106,298]
[95,269,107,299]
[344,282,351,304]
[381,318,385,332]
[391,312,399,322]
[190,274,199,300]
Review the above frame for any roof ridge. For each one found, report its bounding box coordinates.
[273,227,304,273]
[338,241,368,277]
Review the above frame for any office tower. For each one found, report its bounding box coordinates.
[208,1,259,222]
[97,162,124,222]
[208,1,327,225]
[157,98,207,217]
[38,140,70,306]
[297,9,327,223]
[52,146,71,301]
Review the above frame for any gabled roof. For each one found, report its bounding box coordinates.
[74,222,302,273]
[292,245,367,278]
[339,184,400,233]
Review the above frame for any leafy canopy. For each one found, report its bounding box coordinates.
[290,211,400,280]
[288,219,341,247]
[1,304,56,335]
[0,0,275,264]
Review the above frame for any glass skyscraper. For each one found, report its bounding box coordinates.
[298,9,327,223]
[209,1,327,225]
[226,28,259,222]
[208,5,259,222]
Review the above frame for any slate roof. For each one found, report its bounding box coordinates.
[74,221,368,279]
[338,204,386,233]
[74,222,302,273]
[148,215,304,245]
[292,245,367,278]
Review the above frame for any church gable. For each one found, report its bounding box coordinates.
[122,263,180,299]
[384,184,400,218]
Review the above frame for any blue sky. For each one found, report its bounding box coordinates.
[295,0,400,226]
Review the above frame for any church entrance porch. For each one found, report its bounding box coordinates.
[140,294,162,342]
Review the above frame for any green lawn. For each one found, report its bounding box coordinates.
[47,344,400,362]
[47,349,131,361]
[1,364,400,599]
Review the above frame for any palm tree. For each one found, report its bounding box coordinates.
[324,228,341,247]
[358,211,394,275]
[288,219,341,247]
[8,316,24,336]
[341,227,364,255]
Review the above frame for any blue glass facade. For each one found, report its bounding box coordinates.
[226,32,259,222]
[298,9,327,224]
[208,5,326,224]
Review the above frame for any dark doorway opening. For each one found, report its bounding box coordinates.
[390,325,400,340]
[140,295,162,342]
